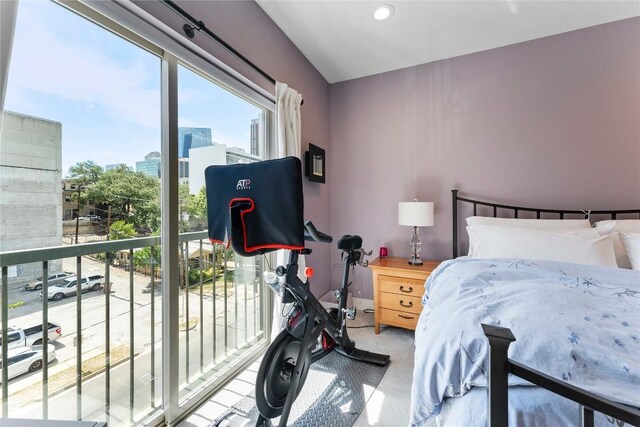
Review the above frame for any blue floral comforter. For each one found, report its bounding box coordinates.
[410,258,640,426]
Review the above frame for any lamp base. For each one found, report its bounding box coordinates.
[408,257,423,266]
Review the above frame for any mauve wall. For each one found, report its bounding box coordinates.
[329,18,640,300]
[134,1,333,296]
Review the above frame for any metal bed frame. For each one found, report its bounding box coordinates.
[450,189,640,427]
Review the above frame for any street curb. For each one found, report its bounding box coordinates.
[43,351,140,399]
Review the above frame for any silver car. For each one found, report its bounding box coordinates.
[25,272,74,291]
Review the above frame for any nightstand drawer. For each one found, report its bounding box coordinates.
[378,275,425,297]
[378,292,422,314]
[379,307,420,330]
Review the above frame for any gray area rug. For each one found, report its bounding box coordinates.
[212,350,389,427]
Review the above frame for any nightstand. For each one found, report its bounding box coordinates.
[369,257,440,334]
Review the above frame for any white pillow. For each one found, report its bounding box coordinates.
[593,220,640,269]
[618,232,640,270]
[466,216,591,229]
[466,225,617,268]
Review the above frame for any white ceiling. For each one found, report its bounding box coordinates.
[256,1,640,83]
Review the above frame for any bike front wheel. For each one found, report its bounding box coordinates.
[255,329,311,419]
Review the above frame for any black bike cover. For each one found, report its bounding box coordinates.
[205,157,305,255]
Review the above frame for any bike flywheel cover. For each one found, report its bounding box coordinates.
[255,330,310,419]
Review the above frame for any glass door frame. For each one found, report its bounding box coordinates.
[50,1,276,425]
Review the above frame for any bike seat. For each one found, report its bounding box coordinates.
[337,234,362,251]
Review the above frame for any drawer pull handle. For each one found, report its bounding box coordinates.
[400,300,413,308]
[399,314,415,320]
[399,285,413,293]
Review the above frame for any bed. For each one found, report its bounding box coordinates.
[409,190,640,427]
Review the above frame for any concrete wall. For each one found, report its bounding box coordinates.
[0,111,63,280]
[329,18,640,299]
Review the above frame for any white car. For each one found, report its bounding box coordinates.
[25,271,74,291]
[0,345,56,382]
[42,274,104,301]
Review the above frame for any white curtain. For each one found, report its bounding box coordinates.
[271,82,304,339]
[0,0,18,114]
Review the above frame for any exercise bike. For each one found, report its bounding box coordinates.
[203,157,390,427]
[255,222,390,426]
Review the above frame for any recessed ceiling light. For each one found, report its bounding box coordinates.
[373,4,395,21]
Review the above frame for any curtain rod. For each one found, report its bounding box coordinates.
[160,0,303,105]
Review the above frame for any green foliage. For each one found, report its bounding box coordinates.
[85,165,160,232]
[133,245,160,268]
[185,186,208,219]
[8,301,25,309]
[188,268,214,286]
[66,160,105,208]
[67,160,103,183]
[109,220,136,240]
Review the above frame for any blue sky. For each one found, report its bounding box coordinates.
[4,0,263,176]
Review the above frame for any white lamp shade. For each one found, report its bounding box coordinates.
[398,201,434,227]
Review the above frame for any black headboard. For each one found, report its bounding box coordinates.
[452,189,640,258]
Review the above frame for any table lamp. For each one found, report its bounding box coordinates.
[398,200,434,265]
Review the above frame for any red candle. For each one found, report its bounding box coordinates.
[379,247,388,258]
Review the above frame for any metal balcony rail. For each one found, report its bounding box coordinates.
[0,231,265,425]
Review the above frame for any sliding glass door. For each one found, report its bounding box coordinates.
[0,1,273,425]
[174,64,270,405]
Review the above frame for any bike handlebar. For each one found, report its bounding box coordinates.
[304,221,333,243]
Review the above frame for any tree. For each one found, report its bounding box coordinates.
[185,186,208,219]
[66,160,105,216]
[85,165,160,232]
[67,160,103,183]
[109,220,136,240]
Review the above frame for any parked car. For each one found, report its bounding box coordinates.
[0,345,56,382]
[26,272,74,291]
[0,322,62,350]
[41,275,104,301]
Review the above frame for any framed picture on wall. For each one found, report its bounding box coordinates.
[305,143,325,183]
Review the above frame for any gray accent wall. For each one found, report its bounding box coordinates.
[139,2,638,300]
[329,17,640,299]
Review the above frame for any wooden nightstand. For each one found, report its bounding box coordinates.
[369,257,440,334]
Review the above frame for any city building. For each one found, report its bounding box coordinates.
[188,144,259,195]
[0,111,63,281]
[226,146,260,165]
[178,127,212,158]
[105,163,121,171]
[136,151,161,178]
[179,157,189,184]
[250,118,260,157]
[62,179,97,220]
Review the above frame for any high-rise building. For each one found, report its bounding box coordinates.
[178,127,212,158]
[250,112,265,156]
[136,151,161,178]
[250,118,259,156]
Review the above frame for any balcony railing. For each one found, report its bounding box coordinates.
[0,231,267,425]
